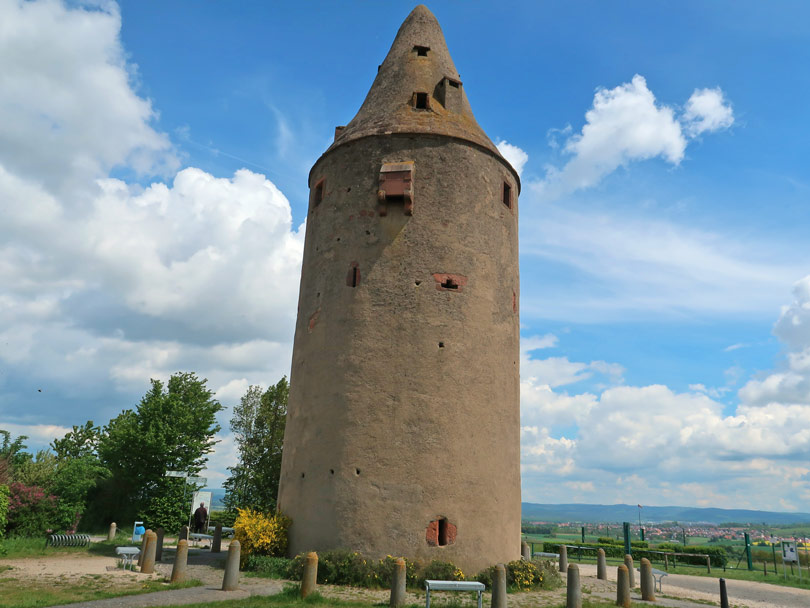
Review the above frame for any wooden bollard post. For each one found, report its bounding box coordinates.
[640,558,655,601]
[179,525,188,541]
[141,531,157,574]
[707,556,711,573]
[107,522,116,542]
[212,524,222,553]
[492,564,507,608]
[521,541,531,560]
[155,528,165,562]
[222,539,241,591]
[301,551,318,598]
[560,544,568,573]
[616,565,631,608]
[624,554,635,588]
[389,558,406,607]
[597,548,607,580]
[171,539,188,583]
[566,563,581,608]
[137,529,152,567]
[719,578,729,608]
[664,554,668,571]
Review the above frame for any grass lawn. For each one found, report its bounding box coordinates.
[0,534,204,608]
[0,535,125,560]
[0,575,202,608]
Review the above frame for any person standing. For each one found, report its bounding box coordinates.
[193,501,208,534]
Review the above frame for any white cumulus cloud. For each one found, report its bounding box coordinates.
[534,75,734,200]
[682,87,735,137]
[0,0,304,470]
[496,140,529,177]
[0,0,177,199]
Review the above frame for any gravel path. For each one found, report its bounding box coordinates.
[575,563,810,608]
[46,582,284,608]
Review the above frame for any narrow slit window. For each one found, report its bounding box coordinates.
[502,182,512,209]
[346,262,360,287]
[414,45,430,57]
[438,518,449,546]
[312,179,324,209]
[414,92,429,109]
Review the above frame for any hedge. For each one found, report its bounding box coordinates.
[596,537,648,548]
[540,542,726,567]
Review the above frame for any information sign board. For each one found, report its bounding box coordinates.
[782,541,799,564]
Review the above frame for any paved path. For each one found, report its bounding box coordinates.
[48,580,285,608]
[576,563,810,608]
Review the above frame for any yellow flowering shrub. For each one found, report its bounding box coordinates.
[233,508,291,559]
[476,559,557,591]
[506,559,542,591]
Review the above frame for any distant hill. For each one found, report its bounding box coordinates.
[203,488,226,510]
[522,503,810,525]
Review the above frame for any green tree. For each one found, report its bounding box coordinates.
[0,430,29,476]
[97,372,222,531]
[51,421,101,460]
[13,450,57,491]
[224,377,288,512]
[49,422,109,531]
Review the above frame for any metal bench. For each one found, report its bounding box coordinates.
[424,580,485,608]
[46,533,91,547]
[533,551,560,559]
[207,526,235,536]
[188,532,214,547]
[115,546,141,570]
[637,567,668,592]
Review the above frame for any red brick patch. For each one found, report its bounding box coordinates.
[432,273,467,292]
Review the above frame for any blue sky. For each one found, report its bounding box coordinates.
[2,0,810,512]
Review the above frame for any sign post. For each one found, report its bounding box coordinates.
[782,540,801,581]
[165,470,208,530]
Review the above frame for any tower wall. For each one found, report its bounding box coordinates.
[278,133,520,573]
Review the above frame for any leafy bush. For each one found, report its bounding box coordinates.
[209,509,237,528]
[376,555,419,588]
[595,537,647,548]
[542,541,726,567]
[420,559,465,585]
[234,508,291,561]
[522,523,555,535]
[286,551,453,589]
[476,558,560,591]
[597,537,619,544]
[244,555,292,578]
[6,482,60,536]
[0,485,9,538]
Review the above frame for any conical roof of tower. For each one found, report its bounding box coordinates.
[326,5,516,182]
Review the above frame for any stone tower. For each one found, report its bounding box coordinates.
[277,5,520,573]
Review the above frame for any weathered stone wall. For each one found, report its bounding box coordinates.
[277,132,520,573]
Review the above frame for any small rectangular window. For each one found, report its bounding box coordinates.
[312,179,324,209]
[414,92,429,110]
[438,518,449,546]
[378,161,415,216]
[502,182,512,209]
[414,45,430,57]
